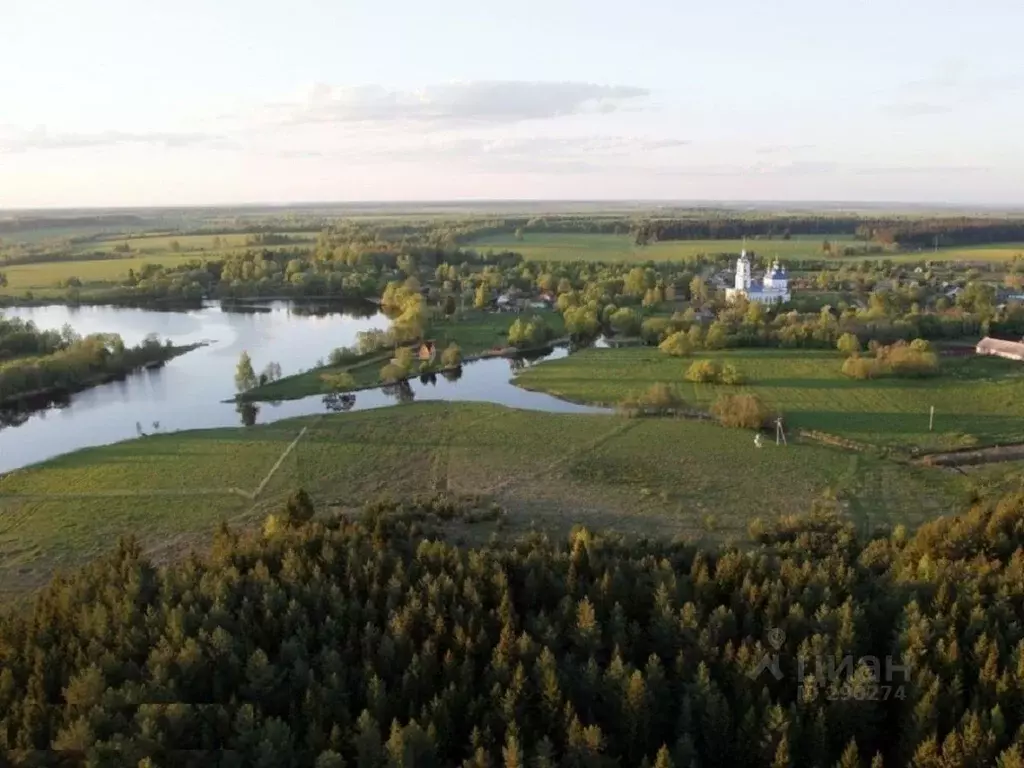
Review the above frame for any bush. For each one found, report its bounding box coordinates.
[841,341,939,379]
[841,355,879,379]
[658,330,693,357]
[441,343,462,368]
[710,393,771,429]
[393,346,415,372]
[320,372,356,391]
[380,363,407,383]
[719,363,745,385]
[327,346,360,366]
[619,382,684,416]
[508,316,554,348]
[836,332,861,357]
[685,360,720,383]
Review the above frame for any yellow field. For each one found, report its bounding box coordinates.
[0,254,208,295]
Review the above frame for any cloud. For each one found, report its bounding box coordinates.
[0,128,220,153]
[263,134,691,173]
[653,161,990,179]
[754,144,816,155]
[878,102,954,118]
[879,58,1024,117]
[256,81,651,127]
[853,164,992,176]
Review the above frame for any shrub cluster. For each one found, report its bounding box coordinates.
[710,392,772,428]
[618,382,685,416]
[684,360,745,385]
[841,339,939,379]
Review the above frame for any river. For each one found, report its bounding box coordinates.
[1,302,607,473]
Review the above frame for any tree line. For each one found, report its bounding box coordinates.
[0,327,187,405]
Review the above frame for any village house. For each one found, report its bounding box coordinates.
[976,336,1024,361]
[418,340,437,363]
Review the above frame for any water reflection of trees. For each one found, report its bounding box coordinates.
[235,401,260,427]
[322,392,356,412]
[0,392,71,432]
[441,366,462,383]
[419,372,437,386]
[381,380,415,404]
[287,301,379,319]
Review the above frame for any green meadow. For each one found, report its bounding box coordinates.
[0,402,969,595]
[0,253,213,296]
[516,347,1024,451]
[467,233,860,263]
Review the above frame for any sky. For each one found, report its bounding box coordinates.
[2,0,1023,207]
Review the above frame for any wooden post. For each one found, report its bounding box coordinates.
[929,406,935,432]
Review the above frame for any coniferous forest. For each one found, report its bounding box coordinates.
[3,492,1024,767]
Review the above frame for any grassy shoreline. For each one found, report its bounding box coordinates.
[238,309,565,402]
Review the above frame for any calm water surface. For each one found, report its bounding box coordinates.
[1,303,607,473]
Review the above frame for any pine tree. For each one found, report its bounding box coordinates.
[835,739,859,768]
[503,725,525,768]
[654,745,674,768]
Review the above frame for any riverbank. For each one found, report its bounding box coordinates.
[0,342,206,407]
[237,339,568,403]
[238,309,566,402]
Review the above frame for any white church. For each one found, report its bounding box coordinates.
[725,250,791,304]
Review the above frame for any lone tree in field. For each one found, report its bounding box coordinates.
[235,351,257,392]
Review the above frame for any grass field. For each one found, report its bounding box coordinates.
[516,347,1024,451]
[0,402,970,595]
[0,254,211,296]
[0,230,318,297]
[876,243,1024,264]
[467,233,862,263]
[468,232,1024,265]
[68,231,317,256]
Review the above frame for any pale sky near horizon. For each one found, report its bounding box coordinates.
[2,0,1023,208]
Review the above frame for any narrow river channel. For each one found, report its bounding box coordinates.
[1,302,608,473]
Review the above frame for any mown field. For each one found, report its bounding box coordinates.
[516,347,1024,451]
[0,402,969,595]
[467,233,859,263]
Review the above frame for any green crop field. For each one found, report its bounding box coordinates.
[516,347,1024,451]
[871,243,1024,264]
[0,253,211,296]
[0,401,970,595]
[467,233,860,263]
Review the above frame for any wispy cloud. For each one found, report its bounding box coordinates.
[879,57,1023,117]
[0,128,220,153]
[264,134,691,173]
[878,102,954,118]
[253,81,651,128]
